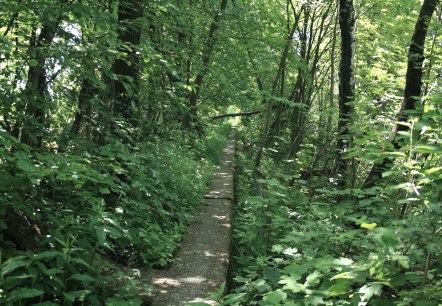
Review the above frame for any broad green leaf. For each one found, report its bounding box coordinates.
[391,272,420,286]
[96,227,106,246]
[3,274,37,289]
[359,283,382,301]
[279,275,305,293]
[333,258,353,266]
[304,295,325,306]
[122,82,133,96]
[256,282,272,293]
[1,258,30,276]
[262,289,287,304]
[16,159,34,172]
[331,272,356,280]
[271,244,284,253]
[263,267,281,282]
[34,251,60,260]
[397,131,411,137]
[381,171,396,178]
[415,302,433,306]
[99,187,111,194]
[222,293,246,304]
[392,255,409,268]
[361,223,377,230]
[7,288,44,301]
[328,279,352,296]
[284,263,310,276]
[396,121,411,127]
[305,270,322,287]
[234,276,249,283]
[388,182,411,191]
[414,145,440,153]
[45,268,64,275]
[282,247,298,256]
[425,167,441,174]
[373,227,397,246]
[72,257,92,268]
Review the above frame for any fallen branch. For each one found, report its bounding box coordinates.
[211,110,262,120]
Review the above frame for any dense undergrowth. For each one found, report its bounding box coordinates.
[226,109,442,306]
[0,123,230,305]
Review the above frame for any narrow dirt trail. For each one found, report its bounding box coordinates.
[146,127,236,305]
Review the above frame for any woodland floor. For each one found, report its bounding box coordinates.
[142,127,237,305]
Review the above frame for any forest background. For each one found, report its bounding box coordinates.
[0,0,441,305]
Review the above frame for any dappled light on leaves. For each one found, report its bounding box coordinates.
[1,0,442,304]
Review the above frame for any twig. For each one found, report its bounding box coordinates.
[211,110,262,120]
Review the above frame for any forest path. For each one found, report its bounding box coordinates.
[145,126,236,305]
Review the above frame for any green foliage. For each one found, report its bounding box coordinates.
[1,0,442,303]
[0,122,229,304]
[226,100,442,305]
[1,0,234,303]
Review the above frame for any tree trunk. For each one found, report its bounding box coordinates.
[254,22,297,171]
[362,0,439,189]
[20,15,62,147]
[322,11,338,174]
[70,78,93,137]
[287,7,309,159]
[334,0,356,185]
[111,0,144,123]
[183,0,229,130]
[288,2,334,158]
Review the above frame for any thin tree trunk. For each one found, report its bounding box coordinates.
[20,14,63,147]
[322,12,338,174]
[287,7,309,158]
[254,22,297,172]
[288,2,334,158]
[70,78,93,137]
[363,0,439,189]
[183,0,229,130]
[423,13,439,97]
[334,0,356,185]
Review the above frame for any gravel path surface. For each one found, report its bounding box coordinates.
[145,127,236,306]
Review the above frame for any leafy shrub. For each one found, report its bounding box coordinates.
[226,119,442,305]
[0,123,230,304]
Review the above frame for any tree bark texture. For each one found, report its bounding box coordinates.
[363,0,439,189]
[395,0,439,143]
[112,0,144,122]
[334,0,355,182]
